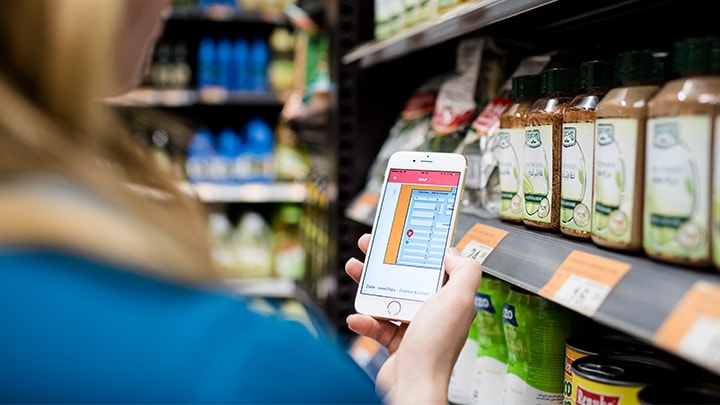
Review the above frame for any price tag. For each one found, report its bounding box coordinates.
[455,223,508,264]
[654,281,720,374]
[539,250,631,317]
[346,191,379,224]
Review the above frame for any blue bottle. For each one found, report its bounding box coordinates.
[249,37,270,91]
[215,37,233,90]
[245,117,274,183]
[217,127,243,184]
[197,36,216,89]
[185,127,216,183]
[230,37,250,91]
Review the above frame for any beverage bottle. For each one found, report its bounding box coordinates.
[249,37,270,91]
[197,36,216,89]
[645,36,720,267]
[560,59,613,239]
[185,127,216,183]
[523,67,578,231]
[592,49,668,251]
[497,74,541,223]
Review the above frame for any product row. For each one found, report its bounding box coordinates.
[348,35,720,272]
[123,111,310,185]
[447,274,720,405]
[373,0,495,41]
[209,206,305,279]
[172,0,293,15]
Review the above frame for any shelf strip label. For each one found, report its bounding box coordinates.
[455,223,508,264]
[538,250,631,317]
[654,281,720,374]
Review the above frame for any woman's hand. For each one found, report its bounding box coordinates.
[345,233,482,404]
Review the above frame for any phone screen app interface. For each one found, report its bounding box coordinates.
[361,168,460,302]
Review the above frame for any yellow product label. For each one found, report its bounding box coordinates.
[561,122,595,234]
[523,124,553,224]
[592,118,639,244]
[572,373,642,405]
[564,346,589,405]
[644,115,711,262]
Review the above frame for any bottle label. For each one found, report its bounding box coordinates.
[561,123,595,233]
[471,356,507,405]
[644,115,711,261]
[592,119,638,243]
[497,128,524,221]
[523,125,553,224]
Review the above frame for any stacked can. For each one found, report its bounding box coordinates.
[470,274,511,405]
[572,355,677,404]
[564,334,669,405]
[502,286,578,405]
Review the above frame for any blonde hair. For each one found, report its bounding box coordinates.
[0,0,219,283]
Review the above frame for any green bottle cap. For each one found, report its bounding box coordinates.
[511,74,541,100]
[578,60,612,90]
[673,36,720,75]
[541,67,578,95]
[614,49,668,85]
[277,205,302,224]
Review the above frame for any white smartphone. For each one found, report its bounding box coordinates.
[354,151,468,323]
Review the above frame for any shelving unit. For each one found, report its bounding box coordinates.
[324,0,720,372]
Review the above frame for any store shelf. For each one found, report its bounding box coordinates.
[106,89,283,108]
[182,182,307,203]
[452,214,720,375]
[340,0,557,68]
[169,6,286,25]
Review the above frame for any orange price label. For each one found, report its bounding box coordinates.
[455,223,508,264]
[654,281,720,374]
[539,250,631,317]
[346,191,379,224]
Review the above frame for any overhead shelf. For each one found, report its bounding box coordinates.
[106,89,283,108]
[341,0,557,68]
[452,214,720,376]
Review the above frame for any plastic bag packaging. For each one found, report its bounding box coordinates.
[425,36,487,153]
[457,53,553,218]
[345,74,446,225]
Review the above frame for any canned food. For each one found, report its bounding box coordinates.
[572,355,677,405]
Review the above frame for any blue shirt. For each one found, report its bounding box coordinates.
[0,249,382,404]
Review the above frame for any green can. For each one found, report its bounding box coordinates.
[503,286,578,405]
[471,274,511,405]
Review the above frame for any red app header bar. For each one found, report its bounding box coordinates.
[388,169,460,186]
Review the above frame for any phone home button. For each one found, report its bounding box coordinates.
[387,301,401,316]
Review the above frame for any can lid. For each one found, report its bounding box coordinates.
[572,355,677,386]
[579,60,613,90]
[638,384,720,404]
[565,334,664,358]
[615,49,669,84]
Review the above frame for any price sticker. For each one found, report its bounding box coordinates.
[539,250,631,317]
[459,240,494,264]
[455,223,508,265]
[654,281,720,374]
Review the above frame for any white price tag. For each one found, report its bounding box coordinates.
[552,274,612,317]
[460,240,494,264]
[679,316,720,373]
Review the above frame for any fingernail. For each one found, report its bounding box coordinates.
[447,247,461,256]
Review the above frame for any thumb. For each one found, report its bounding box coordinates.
[443,248,483,296]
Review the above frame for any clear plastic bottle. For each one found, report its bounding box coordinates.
[497,74,541,223]
[523,67,578,231]
[233,211,273,278]
[591,49,668,251]
[645,36,720,267]
[272,204,306,280]
[560,60,613,239]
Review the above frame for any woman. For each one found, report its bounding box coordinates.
[0,1,482,403]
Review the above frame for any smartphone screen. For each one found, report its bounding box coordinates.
[360,168,462,303]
